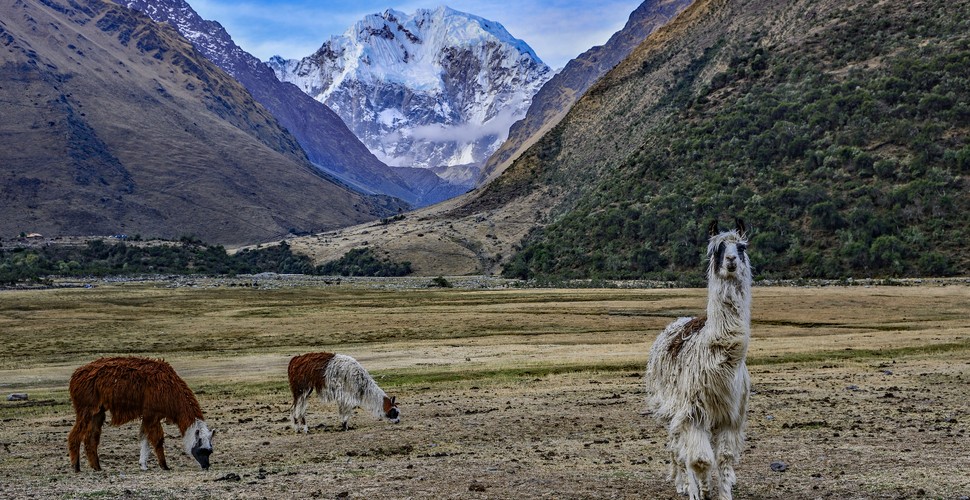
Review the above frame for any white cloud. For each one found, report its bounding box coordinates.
[409,107,522,144]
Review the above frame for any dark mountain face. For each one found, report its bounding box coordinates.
[0,0,402,245]
[123,0,458,207]
[477,0,693,184]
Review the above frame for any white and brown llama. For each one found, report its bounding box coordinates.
[644,219,752,500]
[288,352,400,432]
[68,357,214,472]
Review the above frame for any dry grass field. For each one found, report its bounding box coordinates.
[1,278,968,499]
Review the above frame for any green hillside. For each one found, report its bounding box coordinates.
[493,0,968,280]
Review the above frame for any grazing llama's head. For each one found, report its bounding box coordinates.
[384,396,401,424]
[707,218,750,283]
[382,395,400,424]
[184,419,214,470]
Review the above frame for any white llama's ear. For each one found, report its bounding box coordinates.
[707,220,719,237]
[735,218,746,236]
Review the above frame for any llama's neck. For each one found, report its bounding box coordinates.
[172,392,205,435]
[705,276,751,340]
[363,384,389,418]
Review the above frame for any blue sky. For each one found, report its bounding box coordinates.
[189,0,644,69]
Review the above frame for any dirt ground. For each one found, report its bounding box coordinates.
[0,278,968,499]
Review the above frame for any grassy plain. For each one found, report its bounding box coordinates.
[1,278,968,499]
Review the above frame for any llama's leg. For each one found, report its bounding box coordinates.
[680,424,715,500]
[714,426,744,500]
[338,403,353,431]
[666,434,688,495]
[291,393,300,432]
[139,433,151,471]
[83,408,106,471]
[292,390,310,433]
[68,413,88,472]
[139,417,156,470]
[143,418,168,470]
[715,371,749,499]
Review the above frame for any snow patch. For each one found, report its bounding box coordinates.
[378,108,407,127]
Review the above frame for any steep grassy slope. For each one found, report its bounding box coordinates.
[0,0,402,245]
[487,0,969,280]
[478,0,692,184]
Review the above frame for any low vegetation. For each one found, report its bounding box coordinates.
[0,239,412,284]
[316,247,412,277]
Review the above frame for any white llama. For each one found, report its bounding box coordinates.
[644,219,752,500]
[288,352,400,432]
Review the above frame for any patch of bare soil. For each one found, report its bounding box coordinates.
[2,362,968,499]
[269,188,557,276]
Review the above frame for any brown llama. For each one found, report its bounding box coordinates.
[68,357,214,472]
[288,352,400,432]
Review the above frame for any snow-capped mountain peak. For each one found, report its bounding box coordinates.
[269,6,552,181]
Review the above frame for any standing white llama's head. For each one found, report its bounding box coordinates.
[707,218,751,283]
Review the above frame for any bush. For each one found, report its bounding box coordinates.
[429,276,452,288]
[870,235,907,274]
[317,247,412,277]
[917,252,954,276]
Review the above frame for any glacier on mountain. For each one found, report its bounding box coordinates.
[268,6,552,184]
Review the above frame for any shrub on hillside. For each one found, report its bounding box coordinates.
[317,247,412,277]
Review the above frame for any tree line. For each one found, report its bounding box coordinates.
[0,239,411,284]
